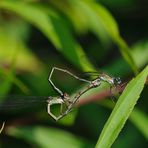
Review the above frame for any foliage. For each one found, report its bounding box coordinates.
[96,66,148,148]
[0,0,147,147]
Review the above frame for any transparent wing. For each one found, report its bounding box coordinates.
[0,95,50,111]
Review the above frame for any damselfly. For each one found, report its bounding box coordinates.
[0,67,122,121]
[46,67,122,121]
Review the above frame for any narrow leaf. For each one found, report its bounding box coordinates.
[64,0,138,74]
[96,65,148,148]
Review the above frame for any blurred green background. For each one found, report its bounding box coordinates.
[0,0,147,148]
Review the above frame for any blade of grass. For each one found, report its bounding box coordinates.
[100,100,148,140]
[80,0,138,74]
[96,65,148,148]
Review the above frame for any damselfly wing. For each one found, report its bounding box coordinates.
[0,95,50,111]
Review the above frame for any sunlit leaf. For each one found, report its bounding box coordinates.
[100,100,148,140]
[0,25,40,94]
[96,65,148,148]
[0,27,44,73]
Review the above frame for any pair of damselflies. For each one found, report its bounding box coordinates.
[0,67,122,121]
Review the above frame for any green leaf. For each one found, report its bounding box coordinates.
[82,1,138,74]
[0,27,44,73]
[0,1,94,71]
[100,100,148,140]
[0,68,15,96]
[96,65,148,148]
[0,38,19,96]
[58,0,138,73]
[0,26,42,94]
[131,41,148,68]
[7,126,93,148]
[48,15,95,71]
[130,108,148,139]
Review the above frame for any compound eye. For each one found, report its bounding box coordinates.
[116,77,121,84]
[113,77,121,85]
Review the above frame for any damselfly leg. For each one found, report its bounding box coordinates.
[47,68,122,121]
[47,67,100,121]
[48,67,91,98]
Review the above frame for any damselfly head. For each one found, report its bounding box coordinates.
[113,77,122,85]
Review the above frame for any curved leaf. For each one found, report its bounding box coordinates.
[80,0,138,74]
[96,65,148,148]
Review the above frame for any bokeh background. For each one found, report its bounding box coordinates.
[0,0,148,147]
